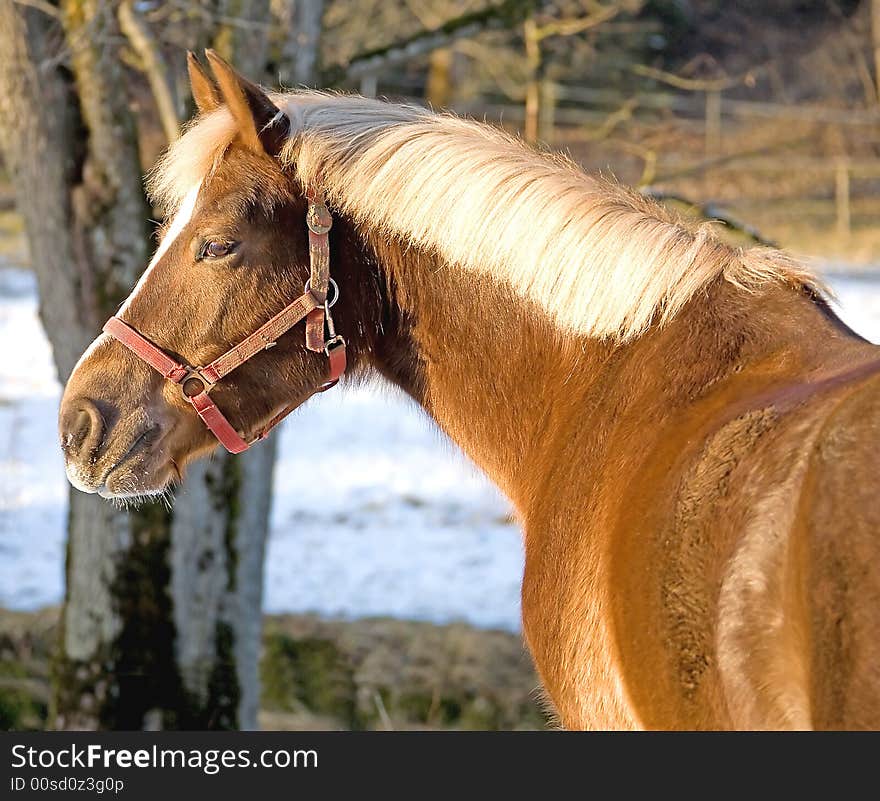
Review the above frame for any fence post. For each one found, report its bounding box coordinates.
[835,157,851,239]
[524,17,541,143]
[539,80,556,143]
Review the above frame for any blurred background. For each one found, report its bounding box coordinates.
[0,0,879,731]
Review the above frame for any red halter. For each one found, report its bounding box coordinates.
[102,186,346,454]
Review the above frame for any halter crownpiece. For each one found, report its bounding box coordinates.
[102,185,346,454]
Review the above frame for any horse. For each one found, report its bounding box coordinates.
[59,51,880,730]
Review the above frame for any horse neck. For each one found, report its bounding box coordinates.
[361,233,612,509]
[356,231,874,516]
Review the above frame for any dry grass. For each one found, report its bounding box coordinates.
[0,607,547,731]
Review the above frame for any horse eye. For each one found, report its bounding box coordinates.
[200,240,236,260]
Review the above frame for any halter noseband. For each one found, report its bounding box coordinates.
[102,185,346,454]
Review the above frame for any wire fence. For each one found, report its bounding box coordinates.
[439,80,880,245]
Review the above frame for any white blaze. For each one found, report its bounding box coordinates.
[118,182,202,315]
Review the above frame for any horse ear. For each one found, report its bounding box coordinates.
[204,49,288,156]
[187,51,221,114]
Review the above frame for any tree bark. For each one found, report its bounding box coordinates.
[213,0,272,81]
[118,0,181,144]
[170,447,275,729]
[279,0,325,87]
[0,0,92,377]
[873,0,880,105]
[0,0,277,730]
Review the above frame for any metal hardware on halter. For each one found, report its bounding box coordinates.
[323,300,345,353]
[307,276,346,356]
[180,368,216,399]
[305,277,339,308]
[306,201,332,235]
[324,335,345,357]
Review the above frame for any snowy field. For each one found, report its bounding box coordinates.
[1,266,879,632]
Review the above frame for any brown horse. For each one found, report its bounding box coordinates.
[60,52,880,730]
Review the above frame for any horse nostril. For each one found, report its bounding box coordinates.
[60,398,106,461]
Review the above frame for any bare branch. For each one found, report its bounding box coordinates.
[642,188,774,246]
[12,0,60,19]
[166,0,271,31]
[455,38,528,101]
[533,3,623,40]
[118,0,180,143]
[631,63,740,92]
[581,96,639,141]
[330,0,538,83]
[648,135,812,185]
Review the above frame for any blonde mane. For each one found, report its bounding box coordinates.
[150,91,818,341]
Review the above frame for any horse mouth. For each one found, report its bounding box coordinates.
[99,424,172,498]
[65,423,170,499]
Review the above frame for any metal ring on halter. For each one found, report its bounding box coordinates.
[305,277,339,308]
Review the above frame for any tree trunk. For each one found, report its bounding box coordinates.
[279,0,325,87]
[873,0,880,105]
[170,447,275,729]
[213,0,272,81]
[0,0,92,377]
[118,0,181,144]
[0,0,276,730]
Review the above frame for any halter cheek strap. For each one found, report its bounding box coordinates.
[102,187,346,454]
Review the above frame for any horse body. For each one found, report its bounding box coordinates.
[58,53,880,729]
[526,287,880,730]
[366,228,880,729]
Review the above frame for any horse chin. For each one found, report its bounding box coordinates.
[97,457,177,501]
[64,422,182,501]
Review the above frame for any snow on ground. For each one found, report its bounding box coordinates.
[0,267,521,629]
[1,266,879,631]
[0,269,67,611]
[264,388,520,629]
